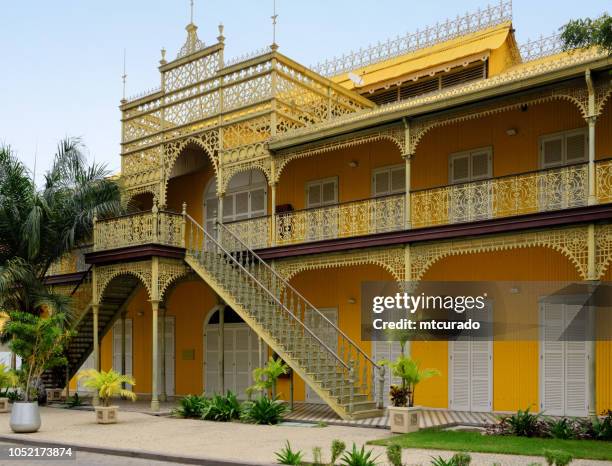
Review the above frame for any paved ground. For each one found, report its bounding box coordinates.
[0,408,608,465]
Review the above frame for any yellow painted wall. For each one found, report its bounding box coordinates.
[166,168,214,224]
[597,265,612,412]
[412,100,589,190]
[277,140,402,210]
[416,247,581,411]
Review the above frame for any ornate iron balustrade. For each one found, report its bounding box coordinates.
[312,0,512,76]
[47,244,92,276]
[519,33,564,62]
[597,158,612,204]
[93,209,185,252]
[411,163,588,228]
[225,216,271,250]
[276,194,405,246]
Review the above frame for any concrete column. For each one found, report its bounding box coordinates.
[160,306,167,402]
[216,195,224,244]
[92,303,100,406]
[219,306,225,394]
[151,300,160,411]
[588,117,597,205]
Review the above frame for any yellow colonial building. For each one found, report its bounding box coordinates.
[46,1,612,420]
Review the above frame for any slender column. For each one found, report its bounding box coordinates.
[587,223,597,418]
[404,155,412,229]
[271,182,277,246]
[121,312,127,389]
[160,305,167,402]
[217,195,224,243]
[588,117,597,205]
[150,300,160,411]
[92,303,100,406]
[219,306,225,394]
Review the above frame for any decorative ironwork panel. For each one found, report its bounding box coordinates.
[411,164,588,228]
[596,224,612,279]
[597,159,612,204]
[165,51,221,92]
[276,194,405,246]
[225,216,271,250]
[95,260,153,303]
[94,211,184,252]
[47,245,92,276]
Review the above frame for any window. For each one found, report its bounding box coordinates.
[540,128,588,169]
[449,147,492,184]
[372,165,405,197]
[306,177,338,208]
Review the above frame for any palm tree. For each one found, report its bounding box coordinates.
[0,138,122,321]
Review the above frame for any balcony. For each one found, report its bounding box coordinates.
[93,160,612,253]
[93,209,185,252]
[225,161,612,250]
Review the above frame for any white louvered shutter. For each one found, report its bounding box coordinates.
[373,340,403,406]
[541,136,563,168]
[540,302,565,415]
[158,316,175,396]
[565,131,587,163]
[564,305,588,417]
[450,154,470,184]
[112,319,133,389]
[205,326,219,394]
[470,340,492,411]
[449,340,470,411]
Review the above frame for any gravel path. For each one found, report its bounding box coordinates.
[0,408,607,466]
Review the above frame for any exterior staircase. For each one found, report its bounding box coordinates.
[42,274,141,390]
[184,215,384,420]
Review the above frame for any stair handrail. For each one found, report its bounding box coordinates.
[215,219,380,370]
[184,214,351,372]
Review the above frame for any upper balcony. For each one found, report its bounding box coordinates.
[91,159,612,254]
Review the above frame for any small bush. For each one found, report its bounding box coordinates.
[389,385,409,407]
[312,446,322,465]
[330,439,346,465]
[201,391,241,422]
[430,453,471,466]
[6,390,22,403]
[386,444,402,466]
[506,408,542,437]
[174,394,207,418]
[66,393,83,408]
[591,410,612,440]
[241,395,288,425]
[547,418,575,440]
[275,441,303,465]
[339,443,378,466]
[544,450,573,466]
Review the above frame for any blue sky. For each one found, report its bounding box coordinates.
[1,1,607,178]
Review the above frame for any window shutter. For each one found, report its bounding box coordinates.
[542,136,564,167]
[250,188,265,216]
[234,192,249,219]
[449,340,471,410]
[471,151,491,180]
[541,302,565,415]
[373,340,403,406]
[374,171,390,196]
[565,132,587,162]
[450,154,470,184]
[564,305,588,416]
[322,180,338,205]
[391,166,405,193]
[307,183,321,207]
[112,319,133,389]
[158,316,175,396]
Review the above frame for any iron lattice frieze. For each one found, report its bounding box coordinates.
[273,225,608,284]
[94,258,189,303]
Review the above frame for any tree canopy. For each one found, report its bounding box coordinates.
[560,13,612,55]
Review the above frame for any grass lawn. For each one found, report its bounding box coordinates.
[368,429,612,461]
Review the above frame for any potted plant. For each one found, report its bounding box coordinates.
[77,368,136,424]
[0,363,18,413]
[4,310,74,433]
[381,355,440,433]
[246,357,288,399]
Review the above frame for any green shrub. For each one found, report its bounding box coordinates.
[386,444,402,466]
[430,453,471,466]
[312,446,322,465]
[201,391,241,422]
[6,390,22,403]
[66,393,83,408]
[543,450,573,466]
[339,444,378,466]
[174,394,208,418]
[241,395,288,424]
[591,410,612,440]
[275,441,303,465]
[330,439,346,465]
[547,418,575,440]
[504,408,542,437]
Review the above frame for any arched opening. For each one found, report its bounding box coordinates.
[203,305,262,399]
[127,192,154,212]
[204,169,267,234]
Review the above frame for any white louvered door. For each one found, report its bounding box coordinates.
[112,318,133,389]
[157,316,175,396]
[540,303,589,416]
[372,340,404,406]
[449,303,492,412]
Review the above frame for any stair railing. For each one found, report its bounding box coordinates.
[214,219,385,409]
[184,214,366,410]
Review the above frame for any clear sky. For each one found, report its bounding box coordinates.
[1,0,608,178]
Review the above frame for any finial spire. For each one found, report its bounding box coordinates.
[121,49,127,103]
[270,0,278,51]
[190,0,195,24]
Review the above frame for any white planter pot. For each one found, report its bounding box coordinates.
[388,405,421,434]
[95,405,119,424]
[10,402,41,433]
[0,397,9,413]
